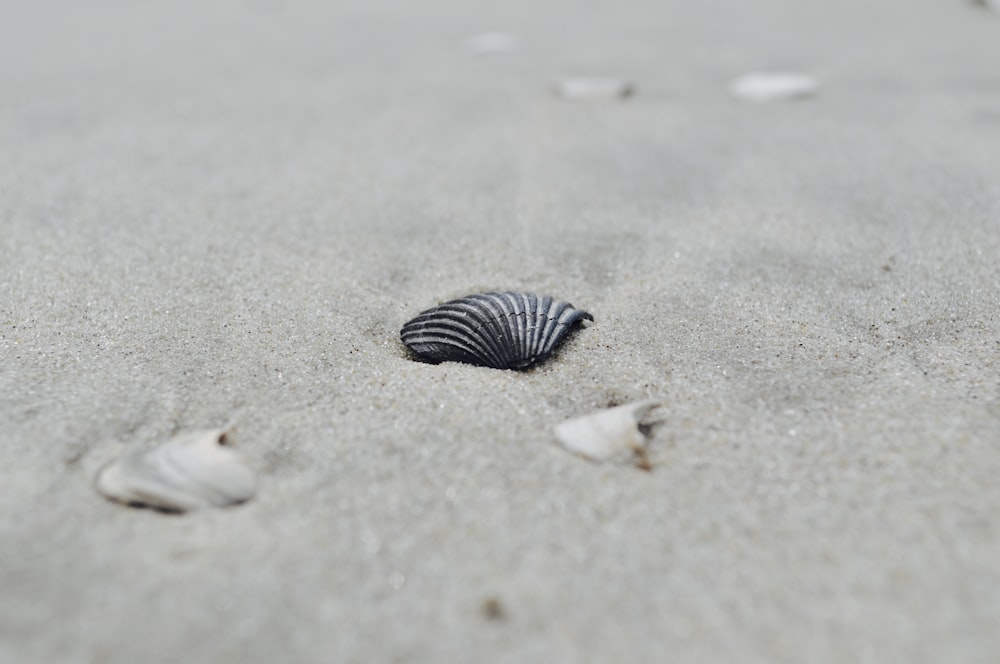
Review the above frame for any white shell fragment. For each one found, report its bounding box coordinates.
[96,429,255,513]
[553,77,636,101]
[465,32,518,55]
[729,72,819,102]
[554,401,660,466]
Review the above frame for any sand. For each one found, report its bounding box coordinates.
[1,0,998,662]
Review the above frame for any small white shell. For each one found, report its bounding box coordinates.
[554,401,660,464]
[729,72,819,102]
[553,77,636,101]
[96,429,255,512]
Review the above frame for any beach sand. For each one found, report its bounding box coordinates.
[1,1,998,661]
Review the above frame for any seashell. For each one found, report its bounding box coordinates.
[95,429,256,513]
[553,77,636,101]
[400,291,593,370]
[554,400,661,467]
[729,72,819,102]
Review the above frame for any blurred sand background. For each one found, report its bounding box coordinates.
[1,0,998,662]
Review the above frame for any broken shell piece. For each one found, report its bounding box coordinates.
[729,72,819,102]
[554,401,660,466]
[465,32,518,55]
[96,429,255,513]
[553,77,636,101]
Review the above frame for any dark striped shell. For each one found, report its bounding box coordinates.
[400,291,593,370]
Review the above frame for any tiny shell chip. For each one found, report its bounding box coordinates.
[729,72,819,102]
[553,77,636,101]
[554,401,660,463]
[96,429,256,513]
[465,32,518,55]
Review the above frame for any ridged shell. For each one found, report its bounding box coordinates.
[95,429,256,513]
[400,291,593,370]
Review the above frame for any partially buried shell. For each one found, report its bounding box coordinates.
[554,400,661,467]
[95,429,256,513]
[400,291,593,370]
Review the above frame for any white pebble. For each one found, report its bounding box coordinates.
[553,77,636,101]
[729,72,819,102]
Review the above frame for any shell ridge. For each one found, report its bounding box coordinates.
[499,291,526,365]
[524,293,540,361]
[538,301,569,354]
[542,300,573,355]
[453,297,513,365]
[467,293,517,368]
[404,339,485,366]
[516,292,533,366]
[540,323,568,355]
[402,302,506,366]
[402,329,500,367]
[537,297,564,356]
[531,295,553,359]
[540,300,591,355]
[402,315,504,367]
[494,292,519,364]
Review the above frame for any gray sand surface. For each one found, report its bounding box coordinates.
[2,1,998,662]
